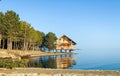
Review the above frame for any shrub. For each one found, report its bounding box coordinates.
[0,59,28,69]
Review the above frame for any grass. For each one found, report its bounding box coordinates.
[0,59,28,69]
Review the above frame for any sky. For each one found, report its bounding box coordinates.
[0,0,120,49]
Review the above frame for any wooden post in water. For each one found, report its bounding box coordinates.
[55,50,57,53]
[69,50,71,53]
[60,49,62,53]
[65,50,67,53]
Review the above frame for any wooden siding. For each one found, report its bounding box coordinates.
[56,35,76,50]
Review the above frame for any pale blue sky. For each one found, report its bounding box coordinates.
[0,0,120,49]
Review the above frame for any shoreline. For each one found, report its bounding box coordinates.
[0,68,119,76]
[0,50,120,76]
[0,49,74,59]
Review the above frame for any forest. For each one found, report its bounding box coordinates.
[0,10,57,51]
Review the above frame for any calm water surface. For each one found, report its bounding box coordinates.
[28,49,120,70]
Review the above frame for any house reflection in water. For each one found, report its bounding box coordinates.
[27,54,76,69]
[56,55,76,69]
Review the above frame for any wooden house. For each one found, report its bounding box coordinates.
[56,35,76,52]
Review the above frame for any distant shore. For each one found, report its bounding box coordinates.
[0,68,119,76]
[0,49,73,59]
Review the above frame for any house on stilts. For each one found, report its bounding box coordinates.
[56,35,76,52]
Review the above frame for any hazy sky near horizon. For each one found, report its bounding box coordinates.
[0,0,120,49]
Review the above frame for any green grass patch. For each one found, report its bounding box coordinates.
[0,59,28,69]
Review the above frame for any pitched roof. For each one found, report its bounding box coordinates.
[59,35,77,45]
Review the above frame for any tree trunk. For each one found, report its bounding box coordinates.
[25,41,28,51]
[0,39,1,48]
[32,44,34,51]
[7,38,12,51]
[23,38,26,50]
[13,41,15,50]
[16,41,18,50]
[2,39,4,49]
[29,40,31,50]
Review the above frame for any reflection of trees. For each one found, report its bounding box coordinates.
[28,56,56,68]
[27,54,76,69]
[27,57,43,68]
[38,56,56,68]
[46,57,56,68]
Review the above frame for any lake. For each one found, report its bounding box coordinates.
[28,49,120,70]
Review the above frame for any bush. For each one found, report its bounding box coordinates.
[0,59,28,69]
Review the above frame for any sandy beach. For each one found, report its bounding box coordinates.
[0,68,119,76]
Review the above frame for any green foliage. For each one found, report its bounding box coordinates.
[36,31,45,48]
[5,10,20,36]
[44,32,57,51]
[0,12,4,34]
[0,12,7,38]
[4,10,20,50]
[0,59,28,69]
[0,10,57,51]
